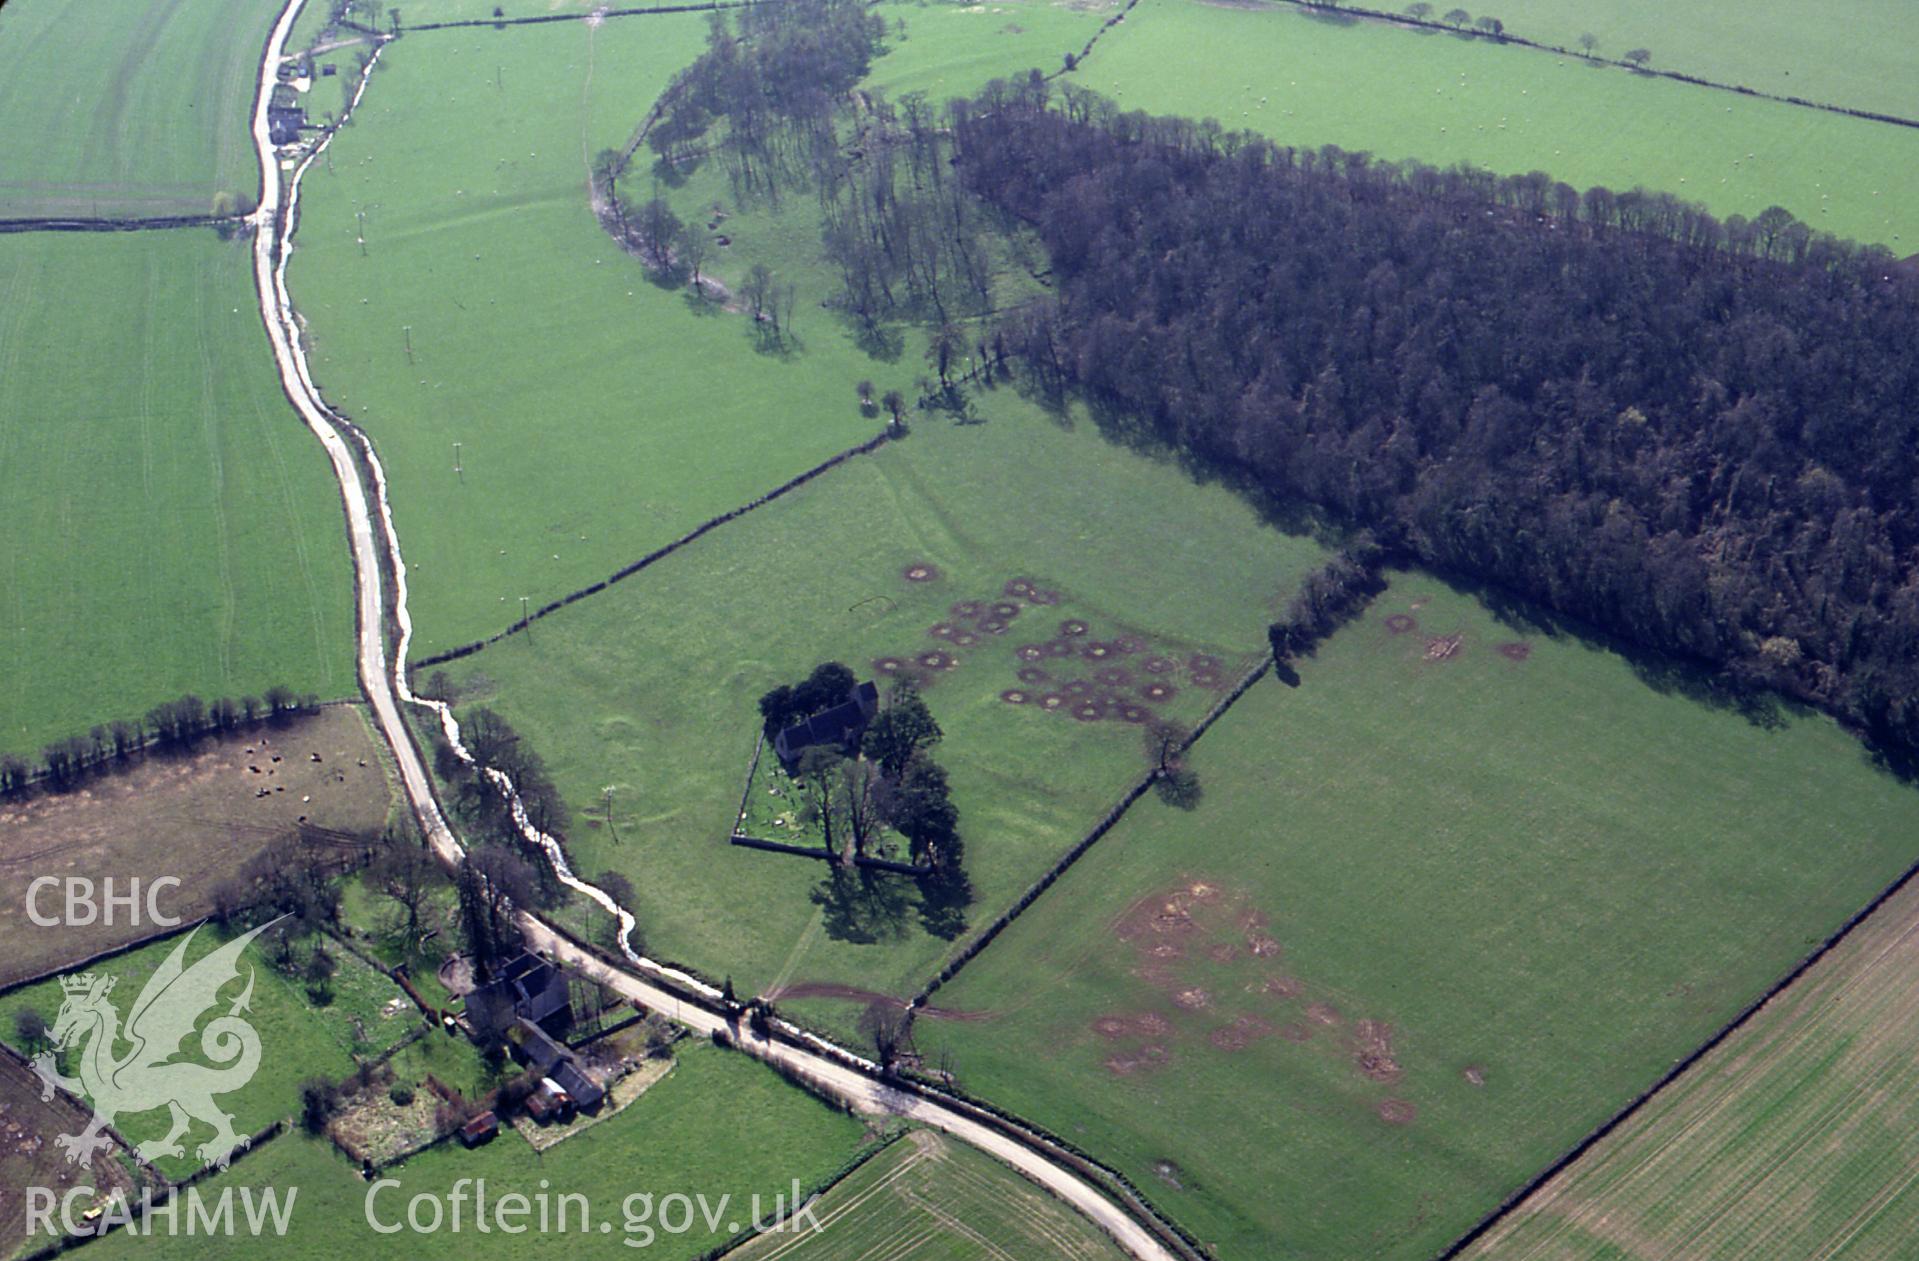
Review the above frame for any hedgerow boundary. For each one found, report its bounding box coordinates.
[1269,0,1919,133]
[1436,833,1919,1257]
[407,428,893,671]
[0,215,249,235]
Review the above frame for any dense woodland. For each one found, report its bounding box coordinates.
[927,79,1919,756]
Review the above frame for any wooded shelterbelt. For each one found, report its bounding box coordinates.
[936,78,1919,756]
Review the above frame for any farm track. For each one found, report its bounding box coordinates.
[243,5,1185,1260]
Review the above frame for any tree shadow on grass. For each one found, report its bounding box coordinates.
[811,867,911,945]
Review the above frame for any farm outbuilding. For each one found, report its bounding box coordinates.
[266,105,306,145]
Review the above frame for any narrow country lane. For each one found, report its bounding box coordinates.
[244,7,1182,1259]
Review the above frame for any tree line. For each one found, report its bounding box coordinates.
[1,688,325,797]
[932,78,1919,756]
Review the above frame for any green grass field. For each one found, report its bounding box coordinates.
[435,393,1325,1033]
[0,233,355,759]
[733,1129,1129,1260]
[0,0,273,218]
[1473,0,1919,120]
[287,14,921,653]
[862,0,1114,101]
[81,1045,871,1261]
[1073,1,1919,251]
[917,573,1919,1258]
[0,922,420,1183]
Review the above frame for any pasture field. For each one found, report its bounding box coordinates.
[1469,0,1919,121]
[288,14,916,653]
[1465,857,1919,1257]
[0,0,272,218]
[0,922,423,1183]
[863,0,1113,102]
[0,233,356,760]
[435,392,1326,1032]
[0,706,395,990]
[82,1046,872,1261]
[733,1129,1129,1260]
[917,574,1919,1259]
[1073,0,1919,250]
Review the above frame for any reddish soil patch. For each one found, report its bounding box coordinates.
[1000,690,1032,705]
[976,619,1009,635]
[1189,654,1223,674]
[917,650,956,671]
[1141,681,1177,703]
[1043,639,1076,658]
[1172,987,1211,1011]
[1351,1020,1403,1083]
[1277,1022,1315,1043]
[1093,1015,1135,1038]
[1260,975,1303,998]
[1092,1012,1174,1040]
[1113,636,1145,654]
[951,631,978,647]
[1073,700,1109,722]
[1307,1002,1343,1027]
[1247,932,1281,958]
[1190,672,1224,689]
[1383,613,1418,634]
[1143,656,1176,674]
[1059,619,1090,637]
[1206,942,1238,963]
[1147,943,1184,960]
[1463,1066,1487,1087]
[1017,667,1050,684]
[1003,578,1039,599]
[872,656,907,675]
[1039,692,1068,711]
[903,562,942,583]
[927,622,958,639]
[1095,667,1133,687]
[1424,633,1464,661]
[950,601,984,618]
[1496,641,1533,661]
[1017,644,1046,661]
[990,602,1021,620]
[1377,1099,1417,1125]
[1118,704,1151,724]
[1209,1015,1273,1052]
[1082,641,1116,661]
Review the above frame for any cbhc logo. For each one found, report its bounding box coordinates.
[26,877,182,928]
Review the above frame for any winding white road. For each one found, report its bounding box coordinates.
[245,6,1180,1259]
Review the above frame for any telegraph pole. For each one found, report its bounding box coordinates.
[453,441,463,483]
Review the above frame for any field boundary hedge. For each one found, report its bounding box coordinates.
[910,651,1282,1010]
[408,1,751,33]
[1438,840,1919,1257]
[408,429,893,670]
[0,215,249,235]
[1270,0,1919,132]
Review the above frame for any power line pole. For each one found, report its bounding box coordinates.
[453,441,463,483]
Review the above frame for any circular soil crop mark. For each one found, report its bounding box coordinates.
[1095,667,1133,687]
[1039,693,1068,711]
[1092,1016,1133,1038]
[1043,639,1076,659]
[990,601,1021,620]
[1172,988,1211,1011]
[1463,1066,1487,1087]
[872,656,907,675]
[1277,1022,1315,1043]
[1209,1015,1272,1053]
[1143,656,1176,675]
[1063,679,1094,698]
[1141,681,1177,703]
[917,650,956,671]
[903,563,942,583]
[1247,933,1281,958]
[950,601,984,619]
[951,631,978,647]
[1189,672,1223,690]
[1118,704,1151,724]
[976,619,1009,636]
[1017,644,1046,661]
[1306,1002,1343,1027]
[1017,667,1050,684]
[927,622,958,640]
[1377,1099,1417,1126]
[1496,641,1532,661]
[1082,642,1115,661]
[1113,636,1145,655]
[1189,654,1223,674]
[1261,975,1302,999]
[1384,613,1418,635]
[1207,943,1238,963]
[1004,578,1039,599]
[1072,700,1109,723]
[1000,689,1032,705]
[1059,619,1090,638]
[1030,588,1061,606]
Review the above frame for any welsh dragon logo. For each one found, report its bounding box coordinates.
[31,919,282,1169]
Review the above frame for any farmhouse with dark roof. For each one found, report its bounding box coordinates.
[465,951,572,1037]
[773,680,879,766]
[267,105,306,146]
